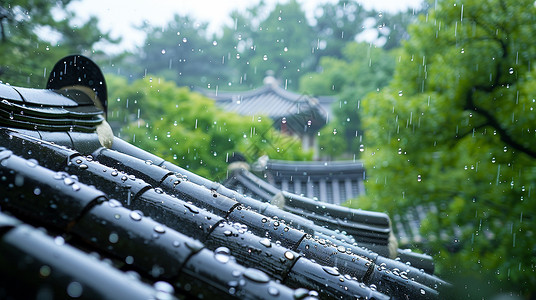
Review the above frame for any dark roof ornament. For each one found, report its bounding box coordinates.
[47,55,108,116]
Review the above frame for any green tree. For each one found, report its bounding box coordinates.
[313,0,372,59]
[0,1,116,87]
[134,15,228,88]
[222,0,316,90]
[107,74,311,180]
[356,0,536,297]
[300,42,396,157]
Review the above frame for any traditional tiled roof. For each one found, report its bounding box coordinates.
[248,157,366,205]
[198,83,329,134]
[224,163,436,273]
[0,55,450,299]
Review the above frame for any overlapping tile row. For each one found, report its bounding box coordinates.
[0,212,174,300]
[224,165,391,256]
[224,165,437,274]
[0,128,442,299]
[0,139,310,299]
[106,135,449,299]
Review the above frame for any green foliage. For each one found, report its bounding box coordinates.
[313,0,372,59]
[0,0,116,87]
[119,0,409,92]
[357,0,536,297]
[133,15,227,88]
[300,42,396,157]
[107,74,311,180]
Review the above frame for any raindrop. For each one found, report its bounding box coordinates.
[284,251,295,260]
[34,187,41,195]
[111,170,118,177]
[114,214,121,220]
[26,159,37,167]
[182,38,188,43]
[63,177,74,185]
[154,281,175,294]
[461,48,465,53]
[243,268,270,283]
[153,225,166,234]
[108,199,122,208]
[504,146,508,152]
[281,117,287,124]
[54,236,65,246]
[333,128,337,135]
[509,68,514,74]
[492,157,496,163]
[66,282,83,298]
[337,245,346,253]
[417,174,422,182]
[161,49,166,54]
[39,265,51,277]
[420,288,426,295]
[259,238,271,248]
[322,266,340,276]
[72,184,80,191]
[154,187,164,194]
[214,247,231,264]
[293,288,309,299]
[398,91,403,96]
[268,286,280,296]
[359,144,365,152]
[261,218,268,223]
[283,47,288,52]
[108,233,119,243]
[130,211,142,221]
[125,256,134,264]
[263,55,268,61]
[224,230,233,236]
[212,41,218,46]
[172,240,181,247]
[79,164,88,170]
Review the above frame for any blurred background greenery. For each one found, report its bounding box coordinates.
[1,0,535,298]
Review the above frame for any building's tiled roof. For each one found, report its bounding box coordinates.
[247,157,366,205]
[224,163,436,273]
[197,83,329,133]
[0,55,450,299]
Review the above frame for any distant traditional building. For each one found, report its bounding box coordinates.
[198,78,336,156]
[247,156,366,205]
[225,156,460,251]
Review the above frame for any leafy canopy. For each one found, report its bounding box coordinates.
[107,74,311,180]
[355,0,536,297]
